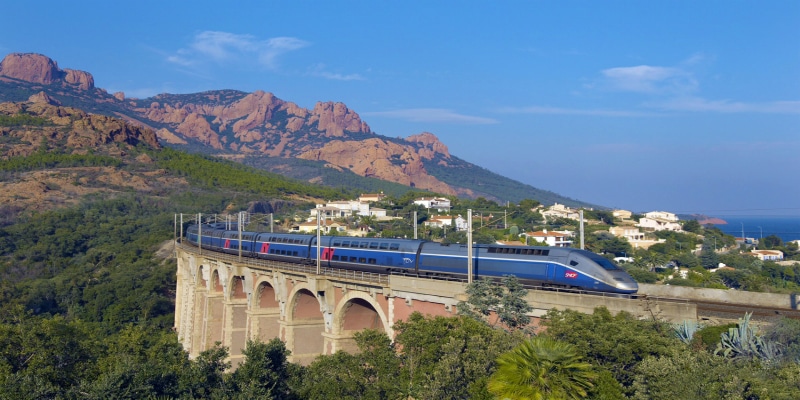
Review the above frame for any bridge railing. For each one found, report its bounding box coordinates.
[176,241,390,285]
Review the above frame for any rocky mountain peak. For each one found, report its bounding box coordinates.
[0,53,94,90]
[407,131,451,159]
[310,101,371,137]
[28,91,61,105]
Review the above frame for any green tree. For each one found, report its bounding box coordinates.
[296,330,403,400]
[457,276,533,331]
[681,219,702,234]
[542,307,680,395]
[231,339,297,399]
[393,313,520,399]
[488,336,597,400]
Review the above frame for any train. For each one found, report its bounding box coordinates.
[184,223,639,294]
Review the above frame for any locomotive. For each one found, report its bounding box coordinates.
[184,223,639,294]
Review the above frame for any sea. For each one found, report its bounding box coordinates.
[708,215,800,243]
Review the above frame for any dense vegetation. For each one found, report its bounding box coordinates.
[0,113,50,126]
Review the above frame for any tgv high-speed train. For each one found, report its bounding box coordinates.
[184,223,639,294]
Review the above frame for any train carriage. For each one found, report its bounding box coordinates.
[184,223,638,294]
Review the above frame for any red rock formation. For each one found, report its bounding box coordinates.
[407,131,451,159]
[0,53,61,84]
[0,53,95,90]
[28,91,62,105]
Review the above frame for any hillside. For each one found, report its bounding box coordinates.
[0,52,593,208]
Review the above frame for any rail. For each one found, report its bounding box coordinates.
[175,241,390,285]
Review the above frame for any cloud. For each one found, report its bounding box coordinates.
[496,105,654,117]
[650,97,800,114]
[601,65,697,94]
[363,108,498,124]
[308,63,365,81]
[167,31,309,69]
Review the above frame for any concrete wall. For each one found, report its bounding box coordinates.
[639,283,798,310]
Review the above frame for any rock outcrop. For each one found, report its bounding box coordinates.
[0,53,94,90]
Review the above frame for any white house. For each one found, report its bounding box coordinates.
[541,203,580,221]
[638,211,682,232]
[523,229,573,247]
[413,197,452,212]
[612,209,633,220]
[293,220,346,234]
[423,215,468,231]
[748,250,784,261]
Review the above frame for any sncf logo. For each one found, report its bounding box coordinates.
[565,271,578,279]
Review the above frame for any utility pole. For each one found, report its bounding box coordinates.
[270,213,274,233]
[467,209,473,284]
[579,210,585,250]
[198,213,202,256]
[238,211,243,261]
[316,212,321,275]
[413,210,418,239]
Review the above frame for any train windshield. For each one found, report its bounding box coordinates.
[585,253,619,270]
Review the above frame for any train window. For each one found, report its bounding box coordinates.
[350,256,358,262]
[369,242,379,249]
[570,260,579,266]
[332,255,340,261]
[359,257,366,263]
[350,241,359,248]
[280,250,286,255]
[333,240,342,246]
[360,242,369,249]
[379,243,389,249]
[390,244,399,250]
[488,247,497,253]
[342,241,350,247]
[368,258,377,264]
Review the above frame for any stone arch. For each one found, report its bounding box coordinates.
[211,269,223,293]
[284,284,326,364]
[333,292,390,334]
[229,276,247,301]
[326,291,391,354]
[250,279,282,343]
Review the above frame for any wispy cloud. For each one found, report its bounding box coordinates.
[496,105,655,117]
[651,97,800,114]
[307,63,365,81]
[363,108,498,124]
[601,65,697,94]
[166,31,309,69]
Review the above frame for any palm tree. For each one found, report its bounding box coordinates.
[488,336,596,400]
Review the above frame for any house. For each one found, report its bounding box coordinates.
[523,229,573,247]
[358,192,386,203]
[293,220,347,234]
[748,250,784,261]
[423,215,468,231]
[309,200,371,221]
[637,211,682,232]
[541,203,580,221]
[612,209,632,220]
[609,226,645,241]
[413,197,451,212]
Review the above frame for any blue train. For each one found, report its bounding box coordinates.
[184,223,639,294]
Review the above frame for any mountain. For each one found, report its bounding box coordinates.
[0,52,592,207]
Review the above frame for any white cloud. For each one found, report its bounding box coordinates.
[167,31,309,69]
[651,97,800,114]
[496,105,654,117]
[308,63,365,81]
[363,108,498,124]
[602,65,696,94]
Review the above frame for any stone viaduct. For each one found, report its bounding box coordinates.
[173,243,697,366]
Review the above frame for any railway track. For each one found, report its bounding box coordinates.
[178,242,799,321]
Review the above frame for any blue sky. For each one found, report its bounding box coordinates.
[2,1,799,216]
